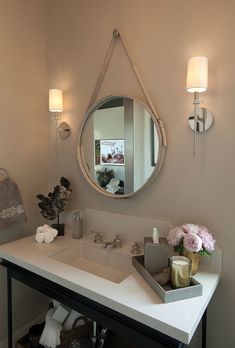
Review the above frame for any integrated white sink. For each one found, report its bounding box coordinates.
[50,240,133,283]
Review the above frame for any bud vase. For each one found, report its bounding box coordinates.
[181,250,201,275]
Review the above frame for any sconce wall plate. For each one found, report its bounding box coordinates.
[188,107,213,133]
[58,122,71,139]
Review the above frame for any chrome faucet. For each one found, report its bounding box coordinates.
[102,234,122,248]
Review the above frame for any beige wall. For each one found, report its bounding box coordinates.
[47,1,234,347]
[0,0,49,341]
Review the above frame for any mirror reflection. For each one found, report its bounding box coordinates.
[79,97,160,196]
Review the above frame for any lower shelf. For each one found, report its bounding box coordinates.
[15,332,136,348]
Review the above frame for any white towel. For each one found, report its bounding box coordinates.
[39,308,62,348]
[52,299,61,309]
[44,234,54,244]
[35,226,46,243]
[46,308,56,320]
[43,224,58,237]
[0,177,27,230]
[35,233,44,243]
[35,225,58,243]
[39,319,62,348]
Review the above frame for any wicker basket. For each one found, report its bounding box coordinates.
[58,317,92,348]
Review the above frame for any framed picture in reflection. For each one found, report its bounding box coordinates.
[100,139,125,165]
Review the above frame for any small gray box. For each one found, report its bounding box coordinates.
[132,255,203,303]
[144,237,169,274]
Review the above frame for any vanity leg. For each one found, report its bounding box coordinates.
[202,309,207,348]
[7,269,12,348]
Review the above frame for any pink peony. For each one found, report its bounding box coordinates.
[198,225,215,251]
[167,223,215,255]
[183,232,202,252]
[182,223,200,234]
[167,226,186,246]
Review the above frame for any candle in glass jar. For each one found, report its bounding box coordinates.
[173,260,188,266]
[170,256,192,288]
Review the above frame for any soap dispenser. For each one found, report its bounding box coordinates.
[71,211,83,239]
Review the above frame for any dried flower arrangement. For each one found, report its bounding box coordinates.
[37,177,72,235]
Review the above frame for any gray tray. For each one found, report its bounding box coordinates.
[132,255,202,303]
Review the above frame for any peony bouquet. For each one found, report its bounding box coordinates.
[167,223,215,256]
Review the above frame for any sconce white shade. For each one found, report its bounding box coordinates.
[186,56,208,93]
[49,89,63,112]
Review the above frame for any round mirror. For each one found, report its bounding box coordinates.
[77,96,166,198]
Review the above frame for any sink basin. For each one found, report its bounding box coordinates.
[50,240,133,283]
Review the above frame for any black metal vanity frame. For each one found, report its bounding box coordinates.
[2,260,207,348]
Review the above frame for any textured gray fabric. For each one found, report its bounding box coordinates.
[0,177,27,230]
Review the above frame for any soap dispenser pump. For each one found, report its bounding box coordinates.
[71,211,83,239]
[152,226,159,244]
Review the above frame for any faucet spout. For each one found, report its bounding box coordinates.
[102,235,122,249]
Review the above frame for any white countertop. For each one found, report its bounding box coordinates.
[0,234,221,344]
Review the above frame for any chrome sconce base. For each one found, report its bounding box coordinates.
[187,92,214,156]
[58,122,71,139]
[51,113,71,139]
[188,107,213,133]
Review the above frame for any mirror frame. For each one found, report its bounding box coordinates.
[77,95,166,199]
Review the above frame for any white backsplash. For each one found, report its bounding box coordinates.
[81,208,171,244]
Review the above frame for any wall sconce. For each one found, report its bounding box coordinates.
[186,56,213,155]
[49,89,71,139]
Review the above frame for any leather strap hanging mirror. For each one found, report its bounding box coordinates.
[77,29,167,198]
